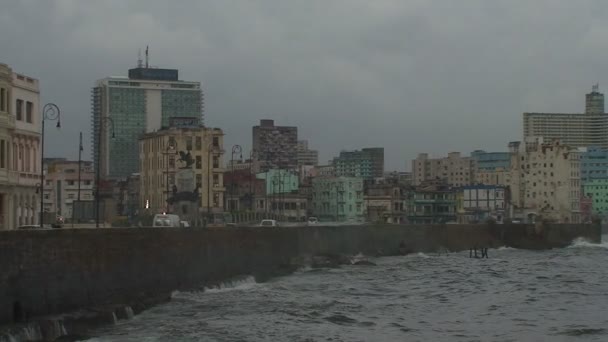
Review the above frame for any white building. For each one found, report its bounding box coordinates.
[0,63,41,229]
[508,138,581,223]
[523,85,608,148]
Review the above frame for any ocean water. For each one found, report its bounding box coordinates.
[86,237,608,342]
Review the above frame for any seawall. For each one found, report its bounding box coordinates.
[0,223,600,328]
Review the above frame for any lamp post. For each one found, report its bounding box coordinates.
[95,116,115,228]
[230,145,242,212]
[166,137,177,213]
[249,149,256,211]
[39,103,61,227]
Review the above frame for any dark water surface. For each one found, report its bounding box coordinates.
[87,237,608,342]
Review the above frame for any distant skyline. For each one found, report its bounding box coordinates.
[2,1,608,170]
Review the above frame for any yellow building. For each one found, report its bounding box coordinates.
[139,126,225,216]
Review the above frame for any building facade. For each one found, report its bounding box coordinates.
[252,119,298,172]
[523,86,608,149]
[297,140,319,166]
[43,159,95,220]
[311,177,365,222]
[470,150,511,186]
[508,138,581,223]
[408,181,457,224]
[0,63,42,229]
[580,147,608,183]
[139,126,225,215]
[457,185,507,223]
[333,147,384,180]
[412,152,474,187]
[92,64,204,179]
[583,179,608,218]
[365,182,410,224]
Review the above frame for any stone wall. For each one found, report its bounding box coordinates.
[0,223,601,325]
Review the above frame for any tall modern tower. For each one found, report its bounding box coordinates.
[92,56,204,179]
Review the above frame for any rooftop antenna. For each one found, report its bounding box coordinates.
[145,45,149,68]
[593,83,599,93]
[137,48,143,68]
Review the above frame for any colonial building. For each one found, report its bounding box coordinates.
[0,63,42,229]
[365,181,411,224]
[139,125,225,217]
[311,177,365,222]
[408,180,457,224]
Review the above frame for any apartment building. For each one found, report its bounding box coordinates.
[508,138,581,223]
[252,119,298,172]
[333,147,384,179]
[523,85,608,149]
[412,152,474,187]
[297,140,319,166]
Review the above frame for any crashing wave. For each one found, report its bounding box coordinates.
[568,237,608,249]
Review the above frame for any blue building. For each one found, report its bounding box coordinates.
[580,147,608,183]
[471,150,511,171]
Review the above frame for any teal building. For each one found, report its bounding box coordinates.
[583,178,608,216]
[92,66,203,179]
[311,177,365,222]
[256,169,299,195]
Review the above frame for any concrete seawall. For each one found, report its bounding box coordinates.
[0,223,600,327]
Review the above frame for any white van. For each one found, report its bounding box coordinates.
[153,214,181,227]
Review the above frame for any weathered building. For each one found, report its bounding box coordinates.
[312,177,365,222]
[252,119,298,172]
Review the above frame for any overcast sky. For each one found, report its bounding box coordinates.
[1,0,607,170]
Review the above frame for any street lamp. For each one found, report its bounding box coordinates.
[230,145,242,212]
[39,103,61,227]
[95,116,115,228]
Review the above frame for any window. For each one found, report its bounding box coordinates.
[26,101,33,123]
[16,99,23,120]
[196,156,202,169]
[213,136,219,147]
[213,156,219,168]
[0,88,5,111]
[84,180,91,186]
[186,137,193,151]
[67,194,75,199]
[0,140,4,169]
[67,180,75,186]
[195,137,202,150]
[213,174,219,186]
[196,174,202,187]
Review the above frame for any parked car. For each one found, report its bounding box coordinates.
[259,219,279,227]
[152,214,182,227]
[307,217,319,225]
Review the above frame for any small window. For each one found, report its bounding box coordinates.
[26,101,33,123]
[16,99,23,120]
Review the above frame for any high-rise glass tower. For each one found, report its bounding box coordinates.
[91,66,204,179]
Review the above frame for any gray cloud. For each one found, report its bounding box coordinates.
[2,0,608,169]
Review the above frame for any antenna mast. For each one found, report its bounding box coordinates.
[145,45,149,68]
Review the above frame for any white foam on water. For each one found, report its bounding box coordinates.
[111,312,118,325]
[568,237,608,249]
[125,306,134,319]
[416,252,430,259]
[497,246,518,251]
[172,276,259,301]
[204,276,258,293]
